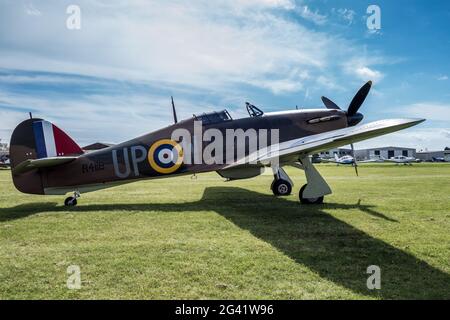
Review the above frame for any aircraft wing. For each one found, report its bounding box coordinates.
[383,158,414,163]
[224,118,424,168]
[12,156,78,175]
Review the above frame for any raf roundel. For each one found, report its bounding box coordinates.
[148,139,184,174]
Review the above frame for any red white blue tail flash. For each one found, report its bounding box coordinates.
[32,120,83,158]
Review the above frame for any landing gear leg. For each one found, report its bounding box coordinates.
[297,156,332,204]
[64,191,80,207]
[270,165,293,196]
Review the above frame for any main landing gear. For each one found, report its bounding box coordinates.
[299,184,324,204]
[271,156,331,204]
[270,167,293,196]
[64,191,80,207]
[271,178,292,196]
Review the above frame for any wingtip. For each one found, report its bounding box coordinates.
[402,118,426,128]
[412,118,426,124]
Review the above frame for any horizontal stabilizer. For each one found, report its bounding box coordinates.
[12,156,77,175]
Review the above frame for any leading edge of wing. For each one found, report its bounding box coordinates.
[225,118,425,168]
[267,118,425,162]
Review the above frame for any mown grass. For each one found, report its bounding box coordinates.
[0,163,449,299]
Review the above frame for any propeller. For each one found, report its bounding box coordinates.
[321,96,340,110]
[350,143,359,176]
[321,81,372,126]
[348,81,372,116]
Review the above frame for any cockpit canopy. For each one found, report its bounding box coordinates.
[192,102,265,125]
[193,110,232,125]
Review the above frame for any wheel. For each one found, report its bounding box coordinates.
[64,196,77,206]
[271,179,292,196]
[299,184,324,204]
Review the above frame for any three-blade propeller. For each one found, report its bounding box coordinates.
[320,82,373,176]
[321,96,340,110]
[321,80,372,126]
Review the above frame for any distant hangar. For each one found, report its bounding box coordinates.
[416,150,445,162]
[354,146,416,161]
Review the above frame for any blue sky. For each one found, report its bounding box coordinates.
[0,0,449,150]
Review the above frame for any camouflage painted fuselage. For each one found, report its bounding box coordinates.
[10,109,348,195]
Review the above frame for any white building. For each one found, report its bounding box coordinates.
[416,151,444,161]
[355,146,416,161]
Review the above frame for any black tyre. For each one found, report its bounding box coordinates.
[299,184,324,204]
[64,197,77,206]
[271,179,292,196]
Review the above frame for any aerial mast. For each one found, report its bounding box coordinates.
[171,96,178,124]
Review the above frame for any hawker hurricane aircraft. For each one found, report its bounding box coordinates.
[9,81,424,206]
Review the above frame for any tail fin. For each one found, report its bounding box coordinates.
[10,118,83,194]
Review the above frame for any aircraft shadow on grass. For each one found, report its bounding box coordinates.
[1,186,449,299]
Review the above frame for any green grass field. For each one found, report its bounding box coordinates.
[0,164,449,299]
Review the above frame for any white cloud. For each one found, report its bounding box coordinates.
[360,102,450,150]
[365,29,383,37]
[0,87,221,145]
[354,66,383,82]
[0,0,341,94]
[398,102,450,121]
[0,0,386,95]
[437,75,448,81]
[0,73,97,85]
[241,0,295,10]
[332,8,355,25]
[343,56,385,83]
[0,109,26,142]
[0,0,410,146]
[24,3,41,16]
[297,5,327,25]
[248,78,303,94]
[355,128,450,151]
[316,75,343,90]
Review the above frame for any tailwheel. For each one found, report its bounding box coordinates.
[64,197,77,207]
[271,179,292,196]
[64,191,80,207]
[299,184,324,204]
